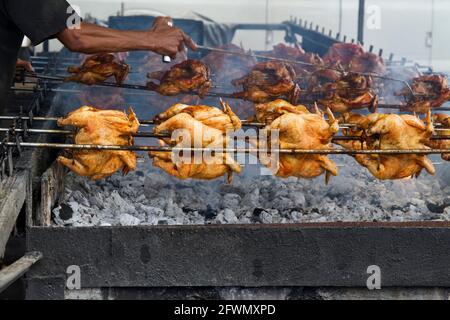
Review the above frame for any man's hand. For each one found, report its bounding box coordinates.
[147,16,197,59]
[16,59,34,72]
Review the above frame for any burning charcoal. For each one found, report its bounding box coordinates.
[119,213,141,226]
[221,193,242,210]
[135,171,145,177]
[241,188,260,208]
[426,201,447,214]
[199,205,216,220]
[59,203,74,221]
[223,209,238,223]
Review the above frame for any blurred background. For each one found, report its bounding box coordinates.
[36,0,450,71]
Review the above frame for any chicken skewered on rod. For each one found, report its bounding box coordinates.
[396,74,450,113]
[147,60,212,98]
[232,61,301,104]
[336,111,435,179]
[150,100,242,182]
[426,114,450,161]
[57,106,139,180]
[254,100,339,183]
[65,53,130,86]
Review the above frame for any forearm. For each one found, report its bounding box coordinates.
[57,22,156,53]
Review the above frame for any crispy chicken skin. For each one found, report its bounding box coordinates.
[257,102,339,183]
[397,74,450,113]
[425,113,450,161]
[154,100,241,133]
[232,61,301,104]
[337,111,435,180]
[254,99,309,125]
[66,53,130,86]
[57,106,139,180]
[150,102,241,182]
[147,60,212,97]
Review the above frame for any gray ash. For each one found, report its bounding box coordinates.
[53,156,450,227]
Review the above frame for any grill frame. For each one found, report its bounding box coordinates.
[1,18,448,299]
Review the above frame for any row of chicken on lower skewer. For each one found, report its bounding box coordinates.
[54,99,450,184]
[56,42,450,114]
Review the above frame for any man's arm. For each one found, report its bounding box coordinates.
[57,18,197,58]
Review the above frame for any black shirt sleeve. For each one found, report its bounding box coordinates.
[4,0,80,45]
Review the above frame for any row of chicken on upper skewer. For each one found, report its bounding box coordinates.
[55,99,450,184]
[58,42,450,114]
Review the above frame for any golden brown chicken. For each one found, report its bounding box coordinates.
[150,102,241,182]
[147,59,212,97]
[57,106,139,180]
[257,102,339,183]
[154,100,241,133]
[66,53,130,85]
[397,74,450,113]
[318,73,378,113]
[202,44,256,88]
[425,113,450,161]
[232,61,300,104]
[337,111,435,180]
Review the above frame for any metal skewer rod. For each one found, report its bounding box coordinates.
[0,141,449,155]
[4,127,450,140]
[0,115,447,131]
[2,127,449,141]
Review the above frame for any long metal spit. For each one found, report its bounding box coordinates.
[0,141,448,155]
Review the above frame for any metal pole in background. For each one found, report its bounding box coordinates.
[357,0,365,44]
[339,0,343,35]
[428,0,435,66]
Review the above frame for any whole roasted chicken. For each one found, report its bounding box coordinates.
[257,101,339,183]
[397,74,450,113]
[150,101,241,182]
[57,106,140,180]
[425,113,450,161]
[232,61,301,104]
[66,53,130,85]
[318,73,378,113]
[202,44,256,88]
[323,43,385,74]
[147,60,212,97]
[337,111,435,179]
